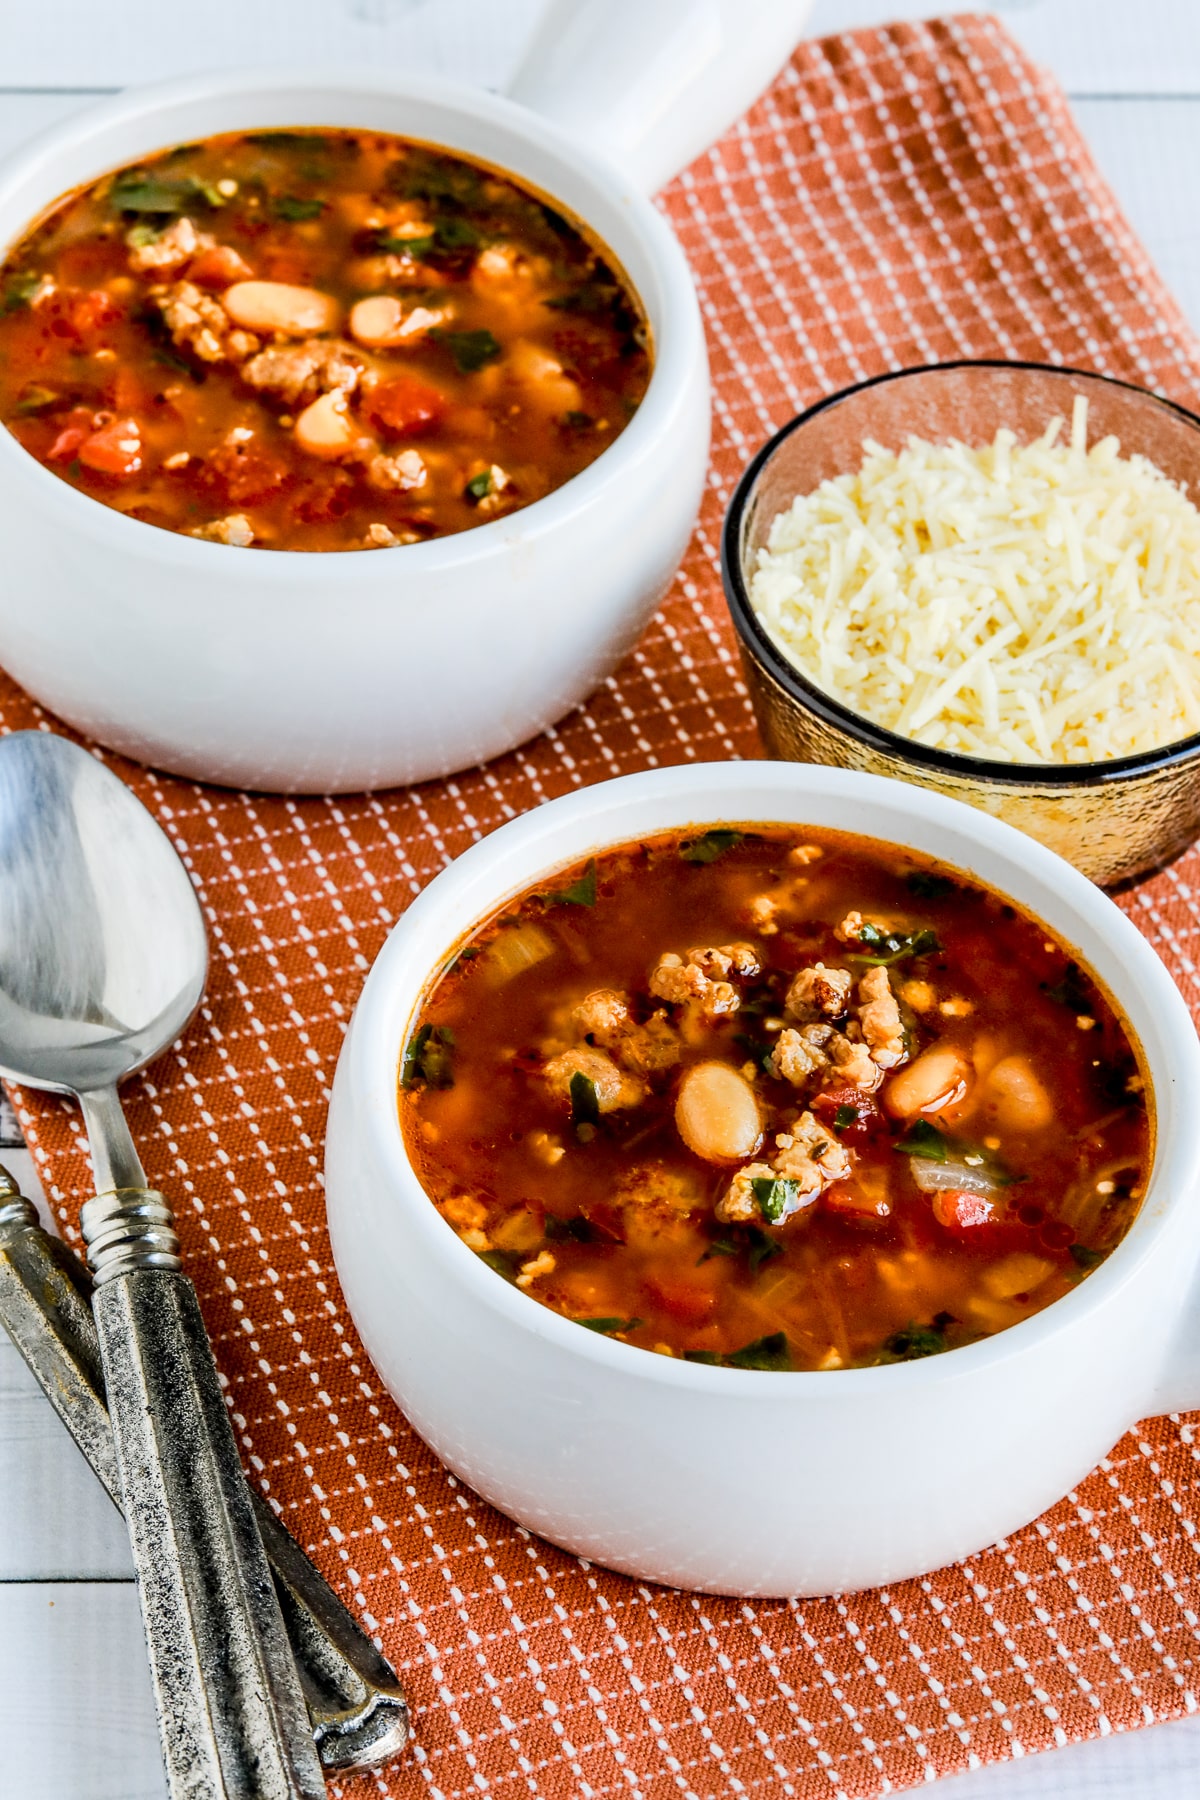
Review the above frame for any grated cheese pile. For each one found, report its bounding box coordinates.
[748,397,1200,763]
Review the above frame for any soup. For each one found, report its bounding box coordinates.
[0,130,651,551]
[401,827,1150,1371]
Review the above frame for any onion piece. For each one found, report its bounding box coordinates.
[907,1156,1003,1198]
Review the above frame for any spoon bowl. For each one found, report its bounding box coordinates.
[0,732,206,1095]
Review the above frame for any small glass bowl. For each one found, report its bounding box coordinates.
[720,361,1200,886]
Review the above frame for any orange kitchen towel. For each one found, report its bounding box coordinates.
[6,14,1200,1797]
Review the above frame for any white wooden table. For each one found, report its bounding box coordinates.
[2,2,1200,1794]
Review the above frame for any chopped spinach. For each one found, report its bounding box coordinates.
[576,1316,642,1335]
[476,1248,518,1283]
[1069,1244,1107,1270]
[679,829,743,865]
[247,130,329,149]
[370,230,435,259]
[847,924,941,966]
[750,1176,801,1224]
[391,158,483,209]
[401,1022,455,1089]
[1043,960,1091,1012]
[432,327,502,372]
[568,1071,600,1128]
[685,1332,791,1371]
[877,1320,948,1362]
[464,469,492,503]
[274,194,326,221]
[563,409,594,429]
[905,870,956,901]
[2,271,41,314]
[432,215,481,251]
[13,385,60,416]
[833,1103,858,1133]
[894,1119,950,1161]
[698,1224,782,1274]
[109,170,220,214]
[126,222,163,248]
[544,1212,620,1245]
[541,859,597,908]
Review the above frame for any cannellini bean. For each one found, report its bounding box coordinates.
[507,339,581,412]
[883,1043,971,1119]
[223,280,340,336]
[293,390,358,459]
[981,1055,1053,1131]
[348,294,445,348]
[674,1061,763,1164]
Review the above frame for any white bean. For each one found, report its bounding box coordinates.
[223,280,340,336]
[674,1061,763,1164]
[883,1044,970,1119]
[293,391,358,459]
[348,295,445,348]
[981,1055,1053,1131]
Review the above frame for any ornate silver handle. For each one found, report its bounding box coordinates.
[0,1176,409,1774]
[81,1184,328,1799]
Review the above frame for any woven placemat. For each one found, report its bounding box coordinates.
[8,14,1200,1795]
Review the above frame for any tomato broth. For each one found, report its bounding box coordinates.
[0,130,651,550]
[401,828,1150,1371]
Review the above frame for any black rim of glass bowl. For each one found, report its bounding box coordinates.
[720,359,1200,790]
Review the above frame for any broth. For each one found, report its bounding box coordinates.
[401,828,1150,1370]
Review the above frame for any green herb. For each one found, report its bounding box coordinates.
[477,1249,518,1283]
[1043,961,1091,1011]
[401,1022,455,1089]
[432,327,502,373]
[733,1031,777,1075]
[685,1332,791,1371]
[393,158,483,209]
[274,194,326,221]
[433,215,481,250]
[544,1212,619,1245]
[109,170,220,214]
[750,1176,800,1224]
[541,859,597,908]
[563,409,594,429]
[13,385,59,416]
[126,222,163,248]
[568,1071,600,1128]
[833,1103,858,1133]
[906,870,956,900]
[679,829,743,865]
[877,1320,947,1362]
[894,1119,949,1161]
[2,271,41,313]
[448,945,480,970]
[848,924,941,966]
[371,230,435,259]
[576,1316,642,1335]
[1069,1244,1107,1270]
[545,281,623,316]
[698,1225,781,1273]
[464,469,493,503]
[247,130,330,149]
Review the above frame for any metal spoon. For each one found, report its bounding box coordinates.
[0,730,325,1799]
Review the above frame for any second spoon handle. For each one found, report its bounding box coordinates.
[84,1186,327,1800]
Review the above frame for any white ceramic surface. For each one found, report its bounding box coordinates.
[325,761,1200,1597]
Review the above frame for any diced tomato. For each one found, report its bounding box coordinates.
[294,468,356,524]
[200,439,291,506]
[364,373,446,439]
[188,244,254,288]
[77,416,142,477]
[47,406,100,463]
[932,1190,995,1230]
[823,1180,890,1220]
[811,1084,882,1142]
[46,287,123,349]
[641,1277,717,1328]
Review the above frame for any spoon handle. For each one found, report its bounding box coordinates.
[83,1185,328,1800]
[0,1179,409,1775]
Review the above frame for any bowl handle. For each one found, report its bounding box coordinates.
[507,0,813,193]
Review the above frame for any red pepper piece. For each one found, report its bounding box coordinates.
[932,1190,995,1230]
[47,406,100,463]
[78,416,142,477]
[364,373,446,438]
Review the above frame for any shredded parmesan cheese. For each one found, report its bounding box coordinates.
[749,397,1200,762]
